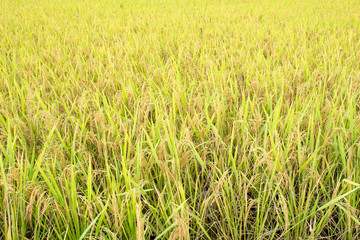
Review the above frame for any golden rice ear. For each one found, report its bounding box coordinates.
[136,201,145,240]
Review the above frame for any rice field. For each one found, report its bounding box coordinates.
[1,0,360,239]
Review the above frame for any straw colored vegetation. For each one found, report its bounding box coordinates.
[1,0,360,239]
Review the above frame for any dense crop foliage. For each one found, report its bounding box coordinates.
[1,0,360,239]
